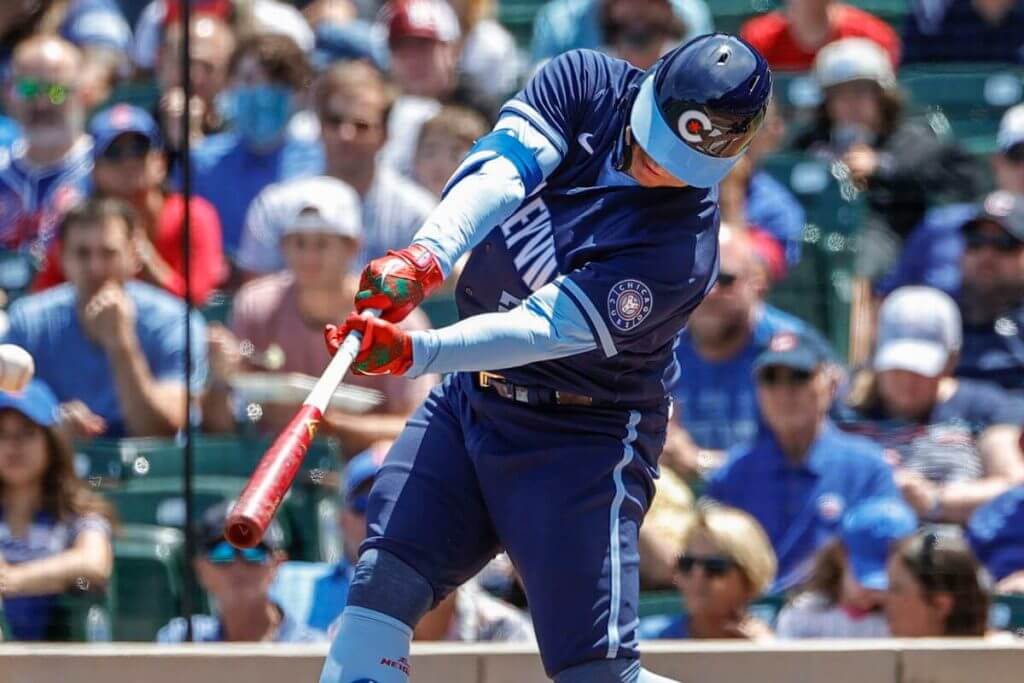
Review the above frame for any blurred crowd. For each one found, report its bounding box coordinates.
[1,0,1024,649]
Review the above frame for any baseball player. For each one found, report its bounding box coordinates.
[319,34,772,683]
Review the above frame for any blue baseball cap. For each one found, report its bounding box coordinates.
[629,33,771,188]
[0,379,60,427]
[967,486,1024,582]
[840,497,918,590]
[312,20,388,72]
[343,443,389,513]
[754,328,834,374]
[89,104,162,158]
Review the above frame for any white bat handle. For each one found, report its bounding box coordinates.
[303,308,382,412]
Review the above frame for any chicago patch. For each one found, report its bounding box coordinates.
[607,279,654,332]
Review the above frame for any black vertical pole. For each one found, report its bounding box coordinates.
[180,0,196,643]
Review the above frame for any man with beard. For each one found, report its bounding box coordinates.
[668,224,810,475]
[0,36,93,267]
[955,191,1024,394]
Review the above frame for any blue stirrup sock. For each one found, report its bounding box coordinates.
[319,606,413,683]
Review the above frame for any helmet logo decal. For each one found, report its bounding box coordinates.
[678,110,715,144]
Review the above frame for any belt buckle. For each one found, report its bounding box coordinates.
[479,371,503,388]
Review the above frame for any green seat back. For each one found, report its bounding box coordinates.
[991,594,1024,632]
[111,525,187,641]
[45,592,114,642]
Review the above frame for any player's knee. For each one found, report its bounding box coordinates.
[346,548,435,626]
[554,660,680,683]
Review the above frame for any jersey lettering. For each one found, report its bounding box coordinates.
[499,195,558,291]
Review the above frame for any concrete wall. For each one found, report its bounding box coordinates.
[1,640,1022,683]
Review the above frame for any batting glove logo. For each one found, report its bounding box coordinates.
[608,279,654,332]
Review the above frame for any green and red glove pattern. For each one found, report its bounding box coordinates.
[324,313,413,376]
[354,243,444,323]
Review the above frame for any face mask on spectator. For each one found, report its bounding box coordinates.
[219,84,293,148]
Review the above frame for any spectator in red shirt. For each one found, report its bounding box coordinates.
[34,104,225,304]
[740,0,901,71]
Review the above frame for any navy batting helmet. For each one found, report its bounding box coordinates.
[630,33,772,188]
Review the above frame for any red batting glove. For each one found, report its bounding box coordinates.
[355,244,444,323]
[324,313,414,376]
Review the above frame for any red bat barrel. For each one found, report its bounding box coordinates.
[225,404,323,548]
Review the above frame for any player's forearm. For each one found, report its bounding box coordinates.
[107,338,187,436]
[412,113,562,276]
[412,157,526,276]
[406,282,597,377]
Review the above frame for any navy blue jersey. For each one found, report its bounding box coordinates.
[455,50,721,405]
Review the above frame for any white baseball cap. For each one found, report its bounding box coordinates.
[814,38,896,91]
[249,0,316,53]
[997,103,1024,154]
[874,286,962,378]
[269,176,362,240]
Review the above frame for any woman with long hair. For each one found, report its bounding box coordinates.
[0,380,114,641]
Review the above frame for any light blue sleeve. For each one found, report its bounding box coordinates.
[406,279,597,377]
[411,114,562,276]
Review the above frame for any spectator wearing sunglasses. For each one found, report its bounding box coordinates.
[270,444,388,633]
[0,36,92,264]
[157,500,323,643]
[665,225,811,483]
[705,328,899,593]
[880,105,1024,302]
[885,528,990,637]
[840,287,1024,524]
[956,191,1024,394]
[33,105,225,305]
[639,504,776,640]
[776,497,917,639]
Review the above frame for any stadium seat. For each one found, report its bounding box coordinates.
[46,591,115,642]
[899,64,1024,154]
[103,475,249,528]
[111,524,189,641]
[991,594,1024,632]
[760,154,862,359]
[75,434,342,484]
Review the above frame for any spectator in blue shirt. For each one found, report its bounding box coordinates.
[840,287,1024,524]
[157,500,323,643]
[667,225,809,479]
[271,443,389,633]
[638,504,777,640]
[902,0,1024,65]
[967,485,1024,593]
[706,328,899,593]
[185,33,324,259]
[530,0,713,66]
[1,198,207,440]
[0,380,114,641]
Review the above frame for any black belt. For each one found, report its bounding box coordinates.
[477,372,595,407]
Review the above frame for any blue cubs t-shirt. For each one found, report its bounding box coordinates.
[673,303,809,450]
[455,50,721,405]
[2,282,208,437]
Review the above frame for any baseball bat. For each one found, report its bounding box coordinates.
[225,309,381,548]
